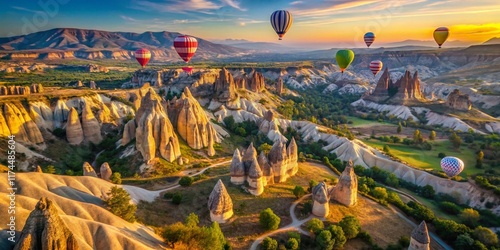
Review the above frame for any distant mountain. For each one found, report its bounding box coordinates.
[212,38,304,53]
[483,37,500,45]
[0,28,245,61]
[383,39,471,48]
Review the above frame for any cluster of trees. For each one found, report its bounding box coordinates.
[103,186,137,223]
[223,116,273,148]
[162,213,231,250]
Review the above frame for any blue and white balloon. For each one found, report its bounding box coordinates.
[440,156,464,178]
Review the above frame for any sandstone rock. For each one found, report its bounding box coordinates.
[330,159,357,207]
[13,197,79,250]
[89,81,97,89]
[258,151,274,186]
[3,103,44,144]
[35,165,43,173]
[82,162,97,177]
[134,88,181,162]
[100,162,112,181]
[81,103,102,144]
[247,156,264,196]
[76,80,84,87]
[66,107,84,145]
[312,182,330,217]
[364,69,425,104]
[247,70,265,93]
[207,127,216,156]
[87,64,109,73]
[409,221,430,250]
[54,99,69,128]
[230,149,245,185]
[446,89,472,111]
[268,138,298,183]
[0,86,7,95]
[276,77,285,96]
[177,157,184,165]
[213,68,237,103]
[121,119,136,146]
[0,110,10,137]
[208,179,234,223]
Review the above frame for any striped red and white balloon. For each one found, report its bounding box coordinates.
[270,10,293,40]
[182,66,193,74]
[369,60,383,76]
[364,32,375,48]
[174,35,198,63]
[440,156,464,178]
[135,48,151,68]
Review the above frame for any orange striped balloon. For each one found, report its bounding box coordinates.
[174,35,198,63]
[369,60,383,76]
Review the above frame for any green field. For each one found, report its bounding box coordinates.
[346,116,392,127]
[362,139,480,176]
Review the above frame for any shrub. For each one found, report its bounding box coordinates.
[103,186,137,222]
[285,238,299,250]
[179,176,194,187]
[292,186,306,198]
[460,208,480,227]
[259,208,281,231]
[172,193,182,205]
[327,225,347,249]
[261,237,278,250]
[110,172,122,184]
[371,187,388,200]
[339,215,361,239]
[421,185,435,198]
[316,230,334,250]
[439,201,462,215]
[473,226,498,247]
[438,152,446,158]
[306,218,324,235]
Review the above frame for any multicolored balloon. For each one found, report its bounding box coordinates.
[335,50,355,73]
[440,156,464,178]
[364,32,375,48]
[174,35,198,63]
[369,60,383,76]
[182,66,193,74]
[270,10,293,40]
[433,27,449,48]
[135,48,151,68]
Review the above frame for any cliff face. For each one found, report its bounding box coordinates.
[134,88,181,162]
[447,89,472,110]
[14,197,79,250]
[166,87,219,154]
[364,68,426,104]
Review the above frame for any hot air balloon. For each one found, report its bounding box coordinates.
[364,32,375,48]
[135,48,151,68]
[270,10,293,40]
[433,27,449,48]
[182,66,194,74]
[336,50,355,73]
[440,156,464,178]
[369,60,383,76]
[174,35,198,63]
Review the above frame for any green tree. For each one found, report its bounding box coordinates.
[259,208,281,231]
[298,152,306,162]
[358,183,370,193]
[433,219,471,242]
[397,123,402,134]
[413,129,424,144]
[162,222,187,248]
[185,212,199,228]
[110,172,122,184]
[172,193,182,205]
[371,187,388,200]
[385,173,399,187]
[460,208,480,227]
[309,180,319,192]
[339,216,361,239]
[45,165,56,174]
[429,130,436,141]
[421,185,435,198]
[258,143,273,154]
[288,232,301,246]
[306,218,324,235]
[103,186,137,222]
[316,230,334,250]
[179,176,194,187]
[383,145,391,154]
[327,225,346,249]
[261,237,278,250]
[449,133,462,149]
[455,233,475,250]
[235,127,247,136]
[292,186,305,199]
[473,226,498,247]
[476,150,484,169]
[223,116,236,130]
[285,238,299,250]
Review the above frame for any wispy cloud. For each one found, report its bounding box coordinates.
[292,0,381,17]
[290,1,303,5]
[220,0,246,11]
[11,6,43,14]
[450,23,500,36]
[120,15,137,22]
[133,0,221,13]
[237,18,265,26]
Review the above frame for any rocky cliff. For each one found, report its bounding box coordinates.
[14,197,79,250]
[0,84,44,96]
[364,68,426,104]
[133,88,181,162]
[446,89,472,111]
[166,87,219,154]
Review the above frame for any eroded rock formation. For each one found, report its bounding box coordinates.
[364,69,426,104]
[408,221,430,250]
[0,84,43,96]
[446,89,472,111]
[66,108,84,145]
[312,182,330,217]
[276,77,285,96]
[100,162,112,181]
[82,162,97,177]
[14,197,79,250]
[230,149,245,184]
[208,179,234,223]
[330,159,357,207]
[81,103,102,144]
[213,68,237,103]
[1,103,44,144]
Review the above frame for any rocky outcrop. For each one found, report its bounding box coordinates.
[81,103,102,144]
[89,81,97,89]
[82,162,97,177]
[268,138,298,183]
[258,151,274,186]
[134,88,181,162]
[446,89,472,111]
[35,165,43,173]
[408,221,430,250]
[247,70,265,92]
[76,80,84,87]
[330,159,357,207]
[213,68,237,103]
[366,68,392,102]
[66,108,84,145]
[208,179,234,223]
[247,155,264,196]
[166,87,219,154]
[230,149,245,184]
[364,69,425,104]
[121,119,136,146]
[13,197,79,250]
[0,84,43,96]
[87,64,109,73]
[2,103,44,144]
[276,77,285,95]
[312,182,330,217]
[54,100,69,128]
[100,162,112,181]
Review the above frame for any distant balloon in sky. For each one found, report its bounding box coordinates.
[369,60,383,76]
[364,32,375,48]
[270,10,293,40]
[336,50,355,73]
[433,27,449,48]
[174,35,198,63]
[135,48,151,68]
[440,156,464,178]
[182,66,193,74]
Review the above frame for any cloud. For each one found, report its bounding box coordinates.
[450,23,500,36]
[11,6,44,14]
[133,0,221,13]
[290,1,303,5]
[237,18,265,26]
[220,0,246,11]
[292,0,382,17]
[120,15,137,22]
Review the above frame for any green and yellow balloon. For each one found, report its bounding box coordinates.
[335,49,355,73]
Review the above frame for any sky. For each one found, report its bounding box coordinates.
[0,0,499,49]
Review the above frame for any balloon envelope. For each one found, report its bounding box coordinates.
[433,27,449,48]
[336,50,355,73]
[270,10,293,40]
[364,32,375,48]
[135,48,151,67]
[440,156,464,178]
[182,66,193,74]
[369,60,383,76]
[174,35,198,63]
